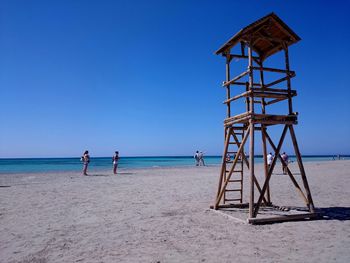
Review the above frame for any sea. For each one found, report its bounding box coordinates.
[0,155,349,174]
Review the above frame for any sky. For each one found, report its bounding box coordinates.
[0,0,349,158]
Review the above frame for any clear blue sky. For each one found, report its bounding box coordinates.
[0,0,349,158]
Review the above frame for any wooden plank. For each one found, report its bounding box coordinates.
[289,125,315,212]
[253,87,296,94]
[252,66,295,75]
[248,44,255,218]
[230,81,260,87]
[214,127,232,209]
[223,70,249,87]
[226,53,231,117]
[264,130,309,205]
[284,47,293,114]
[247,213,318,224]
[224,90,297,104]
[214,203,249,209]
[261,126,271,203]
[266,98,285,106]
[265,75,294,88]
[215,126,251,208]
[229,54,259,60]
[249,121,255,218]
[253,125,288,217]
[223,91,249,104]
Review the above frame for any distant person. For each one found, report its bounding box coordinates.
[112,151,119,174]
[225,153,231,162]
[281,152,289,175]
[267,152,273,169]
[194,151,200,166]
[198,151,205,166]
[80,150,90,176]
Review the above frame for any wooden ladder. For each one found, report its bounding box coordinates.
[223,127,245,204]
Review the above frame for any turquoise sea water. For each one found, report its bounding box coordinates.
[0,155,349,174]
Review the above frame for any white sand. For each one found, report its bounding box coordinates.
[1,160,350,263]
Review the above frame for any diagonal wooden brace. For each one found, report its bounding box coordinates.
[264,129,309,206]
[253,125,288,217]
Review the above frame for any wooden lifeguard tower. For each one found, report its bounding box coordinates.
[211,13,316,224]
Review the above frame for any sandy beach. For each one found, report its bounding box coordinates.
[1,160,350,263]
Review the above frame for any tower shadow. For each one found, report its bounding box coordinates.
[316,207,350,221]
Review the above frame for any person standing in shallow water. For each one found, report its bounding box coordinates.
[112,151,119,174]
[194,151,200,166]
[81,150,90,175]
[281,152,289,175]
[198,151,205,166]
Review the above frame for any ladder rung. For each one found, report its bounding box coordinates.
[225,170,242,173]
[224,198,241,202]
[225,160,242,164]
[225,189,242,192]
[233,132,244,135]
[229,142,237,144]
[228,179,242,182]
[227,151,237,154]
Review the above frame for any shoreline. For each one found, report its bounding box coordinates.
[1,158,349,176]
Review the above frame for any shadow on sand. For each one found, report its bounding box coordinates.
[316,207,350,221]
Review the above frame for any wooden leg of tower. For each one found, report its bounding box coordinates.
[240,131,244,203]
[249,122,255,218]
[223,128,228,204]
[214,127,232,209]
[261,125,271,204]
[289,125,315,212]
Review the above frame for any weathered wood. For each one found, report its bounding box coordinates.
[265,98,284,105]
[248,44,255,218]
[230,54,259,60]
[289,125,315,212]
[215,126,251,208]
[226,53,231,117]
[231,131,268,204]
[249,121,255,217]
[224,89,296,104]
[253,87,296,94]
[264,129,309,206]
[252,66,295,75]
[215,14,314,224]
[265,75,294,88]
[261,126,271,203]
[214,127,233,209]
[284,46,293,114]
[253,125,288,217]
[230,81,261,87]
[223,91,249,104]
[247,213,318,224]
[223,70,249,87]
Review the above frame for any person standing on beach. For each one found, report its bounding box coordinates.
[198,151,205,166]
[281,152,289,175]
[267,152,273,169]
[81,150,90,176]
[112,151,119,174]
[194,151,200,166]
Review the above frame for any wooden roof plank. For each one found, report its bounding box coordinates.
[215,13,301,60]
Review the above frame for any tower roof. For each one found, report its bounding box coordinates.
[215,13,301,60]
